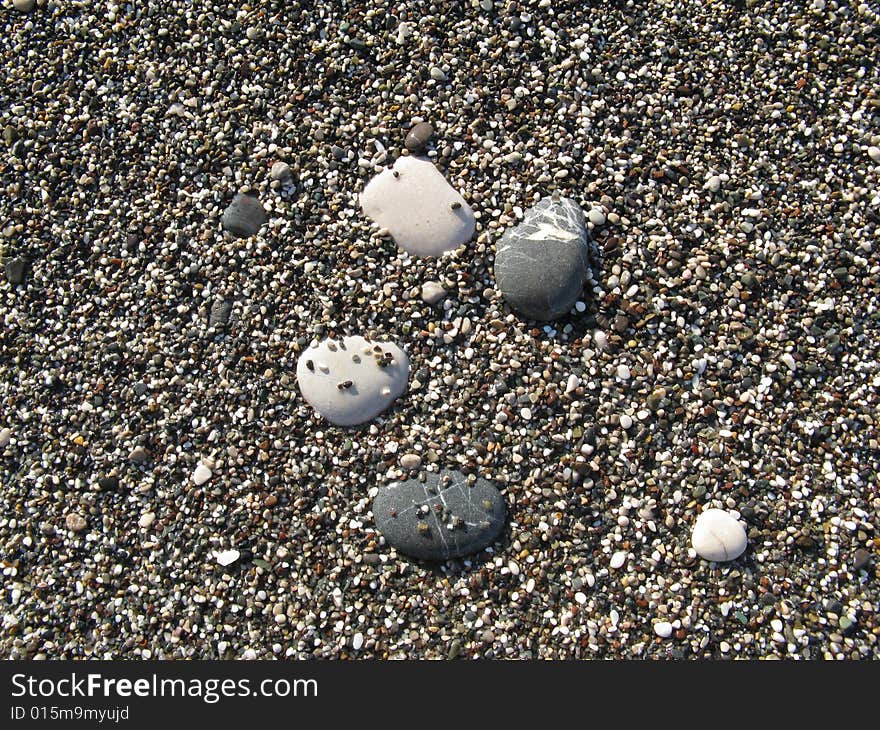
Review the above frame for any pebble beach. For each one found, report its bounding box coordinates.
[1,0,879,660]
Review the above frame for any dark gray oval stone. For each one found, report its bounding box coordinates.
[493,196,590,321]
[4,257,27,285]
[404,122,434,152]
[209,298,232,328]
[221,194,267,238]
[373,469,506,561]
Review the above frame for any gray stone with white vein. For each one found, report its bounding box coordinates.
[493,196,591,321]
[373,469,506,560]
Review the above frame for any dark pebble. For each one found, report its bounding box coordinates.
[373,469,506,561]
[221,193,267,238]
[98,475,120,491]
[404,121,434,152]
[5,257,27,285]
[853,548,871,571]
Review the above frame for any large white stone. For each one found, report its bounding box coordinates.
[360,155,475,257]
[296,335,409,426]
[692,508,747,562]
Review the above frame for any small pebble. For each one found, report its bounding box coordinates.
[270,161,291,181]
[587,208,606,225]
[216,549,240,567]
[65,513,87,533]
[193,463,212,485]
[405,122,434,153]
[399,453,422,470]
[421,281,448,305]
[692,509,748,562]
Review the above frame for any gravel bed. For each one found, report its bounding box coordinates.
[1,0,878,659]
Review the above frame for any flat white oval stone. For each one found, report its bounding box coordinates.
[360,155,475,257]
[296,335,409,426]
[692,508,747,562]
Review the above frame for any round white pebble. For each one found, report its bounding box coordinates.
[653,621,673,638]
[297,335,409,426]
[620,414,633,430]
[691,508,748,562]
[588,208,606,226]
[610,551,626,569]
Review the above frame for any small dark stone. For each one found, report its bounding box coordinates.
[5,257,27,285]
[98,475,120,491]
[853,548,871,571]
[209,298,233,328]
[373,469,506,561]
[795,534,816,550]
[405,121,434,152]
[221,194,267,238]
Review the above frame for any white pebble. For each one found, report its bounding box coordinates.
[691,508,748,562]
[361,156,474,256]
[420,280,447,304]
[399,453,422,470]
[868,146,880,163]
[620,414,633,430]
[565,374,581,394]
[610,551,626,569]
[653,621,673,638]
[704,175,722,192]
[588,208,606,226]
[193,463,212,485]
[138,512,156,529]
[216,549,240,567]
[575,591,587,604]
[0,427,10,448]
[616,364,631,380]
[520,407,532,420]
[352,632,364,651]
